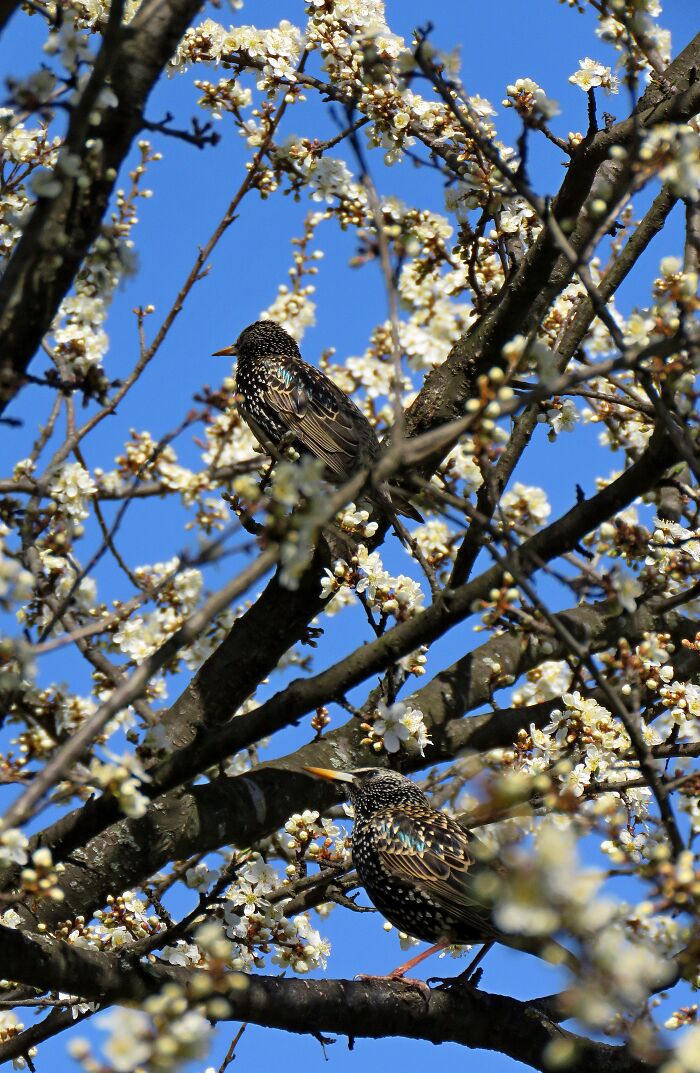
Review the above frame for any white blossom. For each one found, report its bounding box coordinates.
[98,1008,152,1072]
[49,462,97,522]
[569,57,619,94]
[372,701,432,755]
[0,828,29,866]
[639,124,700,201]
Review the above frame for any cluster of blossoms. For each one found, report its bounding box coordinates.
[81,751,151,819]
[579,500,700,611]
[631,636,700,754]
[542,397,578,438]
[579,256,697,424]
[321,543,424,622]
[112,558,203,669]
[97,428,197,503]
[652,255,700,323]
[194,74,252,121]
[511,681,665,828]
[438,438,486,499]
[218,855,331,974]
[646,515,700,592]
[0,1011,36,1070]
[500,482,552,531]
[500,618,700,889]
[637,124,700,201]
[48,140,160,382]
[492,820,676,1032]
[595,0,671,76]
[0,525,33,611]
[411,519,456,579]
[569,57,620,94]
[590,402,654,455]
[48,462,97,525]
[17,845,65,904]
[284,809,349,877]
[48,890,166,953]
[526,690,638,798]
[396,227,474,371]
[171,16,302,89]
[259,278,317,338]
[70,990,212,1073]
[339,503,379,541]
[325,328,412,407]
[361,700,432,755]
[0,112,60,263]
[0,684,75,781]
[592,504,652,566]
[350,547,424,618]
[44,0,142,36]
[503,78,559,122]
[306,2,413,164]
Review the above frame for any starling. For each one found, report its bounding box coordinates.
[213,321,422,530]
[304,766,576,979]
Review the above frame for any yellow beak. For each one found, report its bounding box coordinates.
[212,343,238,357]
[304,766,355,784]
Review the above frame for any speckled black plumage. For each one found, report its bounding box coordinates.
[334,768,496,945]
[222,321,422,524]
[305,766,580,974]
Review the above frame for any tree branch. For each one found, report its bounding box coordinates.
[0,925,661,1073]
[0,0,207,416]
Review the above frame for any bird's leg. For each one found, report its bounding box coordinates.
[355,940,448,986]
[428,941,495,991]
[354,941,448,1000]
[456,940,494,982]
[258,429,296,492]
[240,410,291,493]
[388,941,449,977]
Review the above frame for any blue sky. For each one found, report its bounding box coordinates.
[1,0,698,1069]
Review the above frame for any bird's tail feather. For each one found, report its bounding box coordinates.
[371,488,419,548]
[387,485,424,523]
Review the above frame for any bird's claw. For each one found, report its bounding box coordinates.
[427,966,483,992]
[300,624,323,647]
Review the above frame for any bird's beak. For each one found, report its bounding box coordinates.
[304,766,355,784]
[212,343,238,357]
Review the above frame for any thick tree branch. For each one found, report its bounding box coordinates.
[0,925,662,1073]
[0,0,206,416]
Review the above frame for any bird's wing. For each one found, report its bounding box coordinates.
[262,356,374,481]
[374,806,495,931]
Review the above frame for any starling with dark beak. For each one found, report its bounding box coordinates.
[213,321,422,536]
